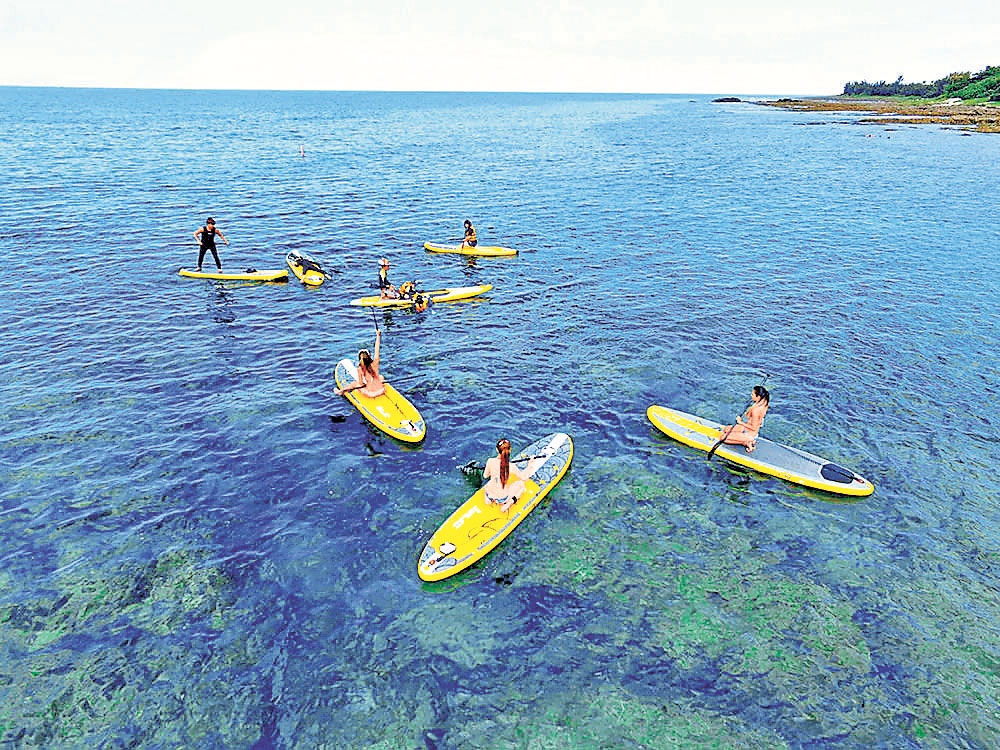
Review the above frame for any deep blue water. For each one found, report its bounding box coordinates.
[1,88,999,749]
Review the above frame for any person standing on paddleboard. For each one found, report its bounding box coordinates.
[461,219,477,248]
[193,217,229,272]
[335,330,386,398]
[483,438,527,513]
[717,385,770,453]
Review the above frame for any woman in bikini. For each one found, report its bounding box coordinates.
[335,330,386,398]
[717,385,770,453]
[482,438,527,512]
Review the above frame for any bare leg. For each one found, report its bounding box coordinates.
[500,481,526,512]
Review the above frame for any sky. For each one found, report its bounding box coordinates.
[2,0,997,94]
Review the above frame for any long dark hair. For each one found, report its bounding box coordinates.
[358,349,373,372]
[497,438,511,487]
[753,385,770,404]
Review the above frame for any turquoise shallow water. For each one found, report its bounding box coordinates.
[1,88,999,749]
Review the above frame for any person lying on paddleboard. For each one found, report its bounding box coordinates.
[293,253,324,275]
[461,219,477,248]
[483,438,527,513]
[717,385,770,453]
[335,330,386,398]
[193,217,229,271]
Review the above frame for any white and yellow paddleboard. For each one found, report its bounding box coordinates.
[349,284,492,307]
[418,433,573,581]
[647,405,874,497]
[286,250,326,286]
[335,359,425,443]
[423,242,517,257]
[179,267,288,281]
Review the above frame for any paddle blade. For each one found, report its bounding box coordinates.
[460,460,484,475]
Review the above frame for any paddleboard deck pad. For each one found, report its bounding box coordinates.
[418,432,573,581]
[423,242,517,257]
[179,267,288,281]
[647,405,874,496]
[335,359,425,443]
[350,284,492,307]
[286,250,326,285]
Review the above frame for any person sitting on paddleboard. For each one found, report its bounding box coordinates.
[717,385,770,453]
[193,217,229,271]
[335,330,386,398]
[378,258,399,299]
[398,281,425,301]
[461,219,477,248]
[483,438,526,513]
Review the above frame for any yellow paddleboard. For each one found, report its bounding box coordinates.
[418,433,573,581]
[349,284,492,307]
[335,359,425,443]
[286,250,326,286]
[179,267,288,281]
[647,405,874,497]
[423,242,517,257]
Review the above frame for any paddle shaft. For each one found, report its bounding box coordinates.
[707,374,769,460]
[463,452,549,472]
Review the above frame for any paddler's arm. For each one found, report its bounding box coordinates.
[482,457,496,481]
[215,229,230,245]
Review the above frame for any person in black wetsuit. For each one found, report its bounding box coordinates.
[378,257,398,299]
[193,217,229,271]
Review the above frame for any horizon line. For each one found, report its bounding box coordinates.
[0,84,835,98]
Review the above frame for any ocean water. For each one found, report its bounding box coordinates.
[1,87,999,749]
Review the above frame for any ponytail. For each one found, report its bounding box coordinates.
[497,439,511,487]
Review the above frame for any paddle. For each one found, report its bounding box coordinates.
[706,372,770,460]
[460,453,549,475]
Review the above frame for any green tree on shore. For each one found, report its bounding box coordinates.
[843,66,1000,100]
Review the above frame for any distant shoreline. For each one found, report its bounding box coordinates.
[752,96,1000,133]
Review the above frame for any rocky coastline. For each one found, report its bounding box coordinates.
[752,96,1000,133]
